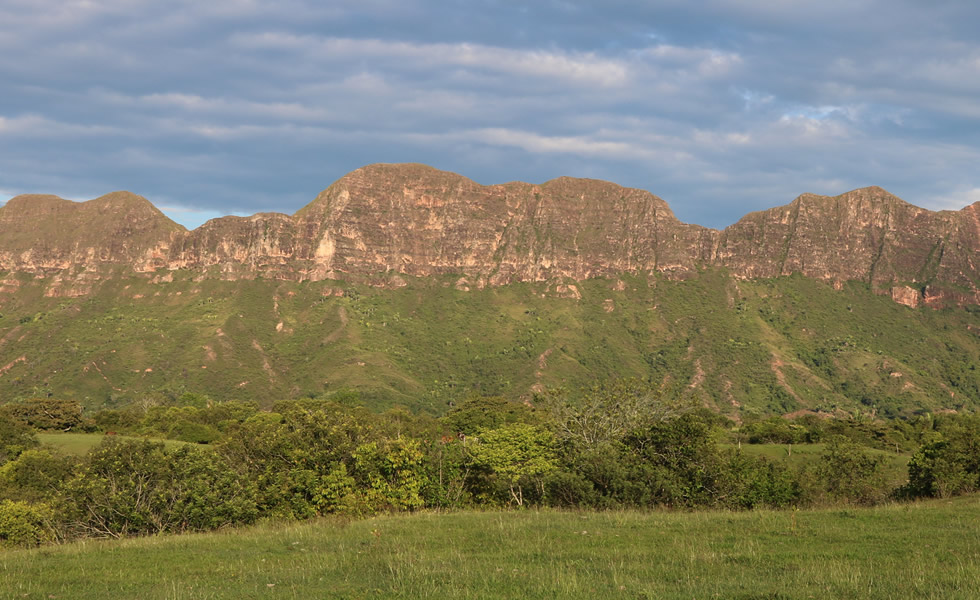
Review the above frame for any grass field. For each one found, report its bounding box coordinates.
[2,497,978,599]
[36,432,191,455]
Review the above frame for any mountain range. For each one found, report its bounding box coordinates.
[0,164,977,417]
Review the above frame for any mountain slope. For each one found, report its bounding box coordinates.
[0,269,976,417]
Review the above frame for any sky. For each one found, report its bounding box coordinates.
[1,0,979,230]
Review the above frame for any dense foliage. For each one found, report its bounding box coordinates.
[0,413,38,465]
[2,389,979,548]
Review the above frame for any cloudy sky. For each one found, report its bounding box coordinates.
[2,0,979,229]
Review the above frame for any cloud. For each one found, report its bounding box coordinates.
[928,187,980,212]
[465,128,660,161]
[0,114,121,137]
[231,33,633,88]
[1,0,979,229]
[96,90,333,122]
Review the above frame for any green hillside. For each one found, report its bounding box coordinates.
[0,268,977,417]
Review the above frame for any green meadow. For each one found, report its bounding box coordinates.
[3,498,978,599]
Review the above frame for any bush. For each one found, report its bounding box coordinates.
[543,470,598,507]
[351,439,428,512]
[0,413,38,466]
[472,424,558,506]
[444,396,539,436]
[903,429,980,499]
[741,417,809,444]
[0,449,75,503]
[170,421,221,444]
[813,436,889,505]
[1,398,83,430]
[0,500,54,548]
[62,439,257,538]
[622,413,723,508]
[719,451,801,509]
[215,402,381,518]
[92,408,142,432]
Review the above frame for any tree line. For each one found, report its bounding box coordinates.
[1,382,978,548]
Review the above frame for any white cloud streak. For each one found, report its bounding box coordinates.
[231,33,634,87]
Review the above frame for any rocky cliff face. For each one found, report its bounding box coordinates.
[0,192,182,273]
[299,164,716,286]
[715,187,980,307]
[1,164,977,306]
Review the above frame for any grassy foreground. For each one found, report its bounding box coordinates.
[3,499,979,599]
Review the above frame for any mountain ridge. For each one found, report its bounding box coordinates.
[1,164,977,307]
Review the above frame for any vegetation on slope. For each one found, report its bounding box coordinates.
[0,270,977,417]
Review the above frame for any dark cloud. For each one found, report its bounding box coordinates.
[1,0,979,229]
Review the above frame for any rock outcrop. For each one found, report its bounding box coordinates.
[715,187,980,306]
[1,164,977,306]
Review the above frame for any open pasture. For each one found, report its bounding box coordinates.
[2,497,978,599]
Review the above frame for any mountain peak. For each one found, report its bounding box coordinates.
[2,193,73,216]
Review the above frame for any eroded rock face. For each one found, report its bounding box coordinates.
[0,192,183,274]
[1,164,977,306]
[298,164,716,285]
[715,188,980,306]
[891,286,921,309]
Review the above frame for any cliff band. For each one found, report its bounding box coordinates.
[1,164,977,307]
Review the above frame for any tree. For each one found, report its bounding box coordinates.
[1,398,83,431]
[0,413,38,466]
[904,429,980,498]
[62,439,257,538]
[472,424,558,506]
[538,379,689,450]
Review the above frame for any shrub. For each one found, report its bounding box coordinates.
[814,436,889,505]
[1,398,83,430]
[622,413,723,507]
[741,417,809,444]
[215,402,380,518]
[472,424,558,506]
[62,439,257,538]
[444,396,539,436]
[903,430,980,499]
[0,500,54,548]
[170,421,221,444]
[0,449,75,503]
[351,439,428,512]
[0,413,38,466]
[719,451,801,509]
